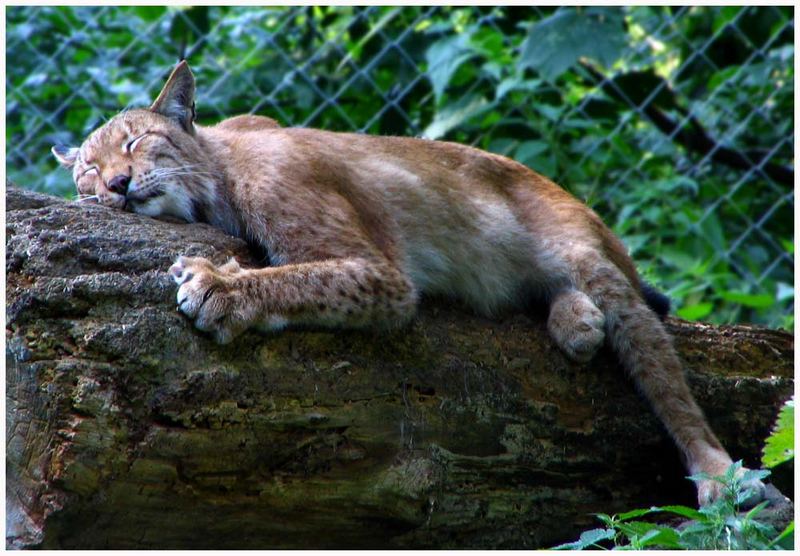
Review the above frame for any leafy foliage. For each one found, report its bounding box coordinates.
[519,8,627,80]
[554,405,796,551]
[763,397,795,469]
[553,462,790,550]
[6,6,793,328]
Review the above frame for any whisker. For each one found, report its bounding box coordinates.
[152,164,207,172]
[151,172,218,179]
[150,171,219,179]
[149,164,211,172]
[73,195,99,203]
[151,167,215,174]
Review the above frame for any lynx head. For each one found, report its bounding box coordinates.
[52,61,217,221]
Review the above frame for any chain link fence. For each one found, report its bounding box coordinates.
[6,6,794,327]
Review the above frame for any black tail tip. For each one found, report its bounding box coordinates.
[641,282,671,319]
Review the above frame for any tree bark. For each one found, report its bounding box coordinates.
[6,187,794,549]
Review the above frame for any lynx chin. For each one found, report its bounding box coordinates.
[53,60,766,507]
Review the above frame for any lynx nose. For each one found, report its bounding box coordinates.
[107,174,131,195]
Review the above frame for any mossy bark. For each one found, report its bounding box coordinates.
[6,187,793,549]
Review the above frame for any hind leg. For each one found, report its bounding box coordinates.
[566,250,767,506]
[547,289,606,362]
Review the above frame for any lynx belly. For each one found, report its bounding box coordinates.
[358,158,537,315]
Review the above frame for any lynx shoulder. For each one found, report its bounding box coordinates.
[52,61,765,507]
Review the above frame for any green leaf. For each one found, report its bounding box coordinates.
[768,521,794,549]
[658,175,699,194]
[425,33,476,104]
[660,248,699,272]
[616,508,655,521]
[336,7,401,72]
[762,397,794,468]
[741,468,771,484]
[488,137,518,157]
[594,513,615,527]
[552,527,615,550]
[519,7,626,80]
[743,500,771,521]
[639,526,682,549]
[615,520,660,538]
[422,94,492,139]
[711,6,744,34]
[468,25,505,60]
[132,6,167,22]
[718,291,775,309]
[687,469,716,484]
[537,103,564,122]
[651,505,705,521]
[698,213,727,252]
[169,6,210,47]
[515,140,549,165]
[676,302,714,321]
[495,77,542,101]
[708,66,741,93]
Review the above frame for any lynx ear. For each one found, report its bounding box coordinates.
[51,145,79,168]
[150,60,196,134]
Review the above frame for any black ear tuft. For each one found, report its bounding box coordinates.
[150,60,196,134]
[51,145,79,168]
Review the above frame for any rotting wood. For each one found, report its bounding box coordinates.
[6,187,793,549]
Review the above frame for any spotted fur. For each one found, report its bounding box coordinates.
[53,61,765,506]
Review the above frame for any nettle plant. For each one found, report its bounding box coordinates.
[554,397,794,550]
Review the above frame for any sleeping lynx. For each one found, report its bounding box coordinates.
[52,61,765,506]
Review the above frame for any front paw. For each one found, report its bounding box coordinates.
[169,256,244,344]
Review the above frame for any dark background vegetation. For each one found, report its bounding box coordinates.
[6,6,794,328]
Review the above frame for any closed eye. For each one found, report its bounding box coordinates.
[126,132,151,153]
[81,167,98,177]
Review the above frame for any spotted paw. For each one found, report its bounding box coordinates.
[169,255,245,344]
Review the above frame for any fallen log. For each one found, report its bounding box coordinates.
[5,186,793,549]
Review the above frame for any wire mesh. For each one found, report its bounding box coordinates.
[5,6,794,326]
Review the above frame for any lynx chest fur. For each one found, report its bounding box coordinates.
[52,61,765,507]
